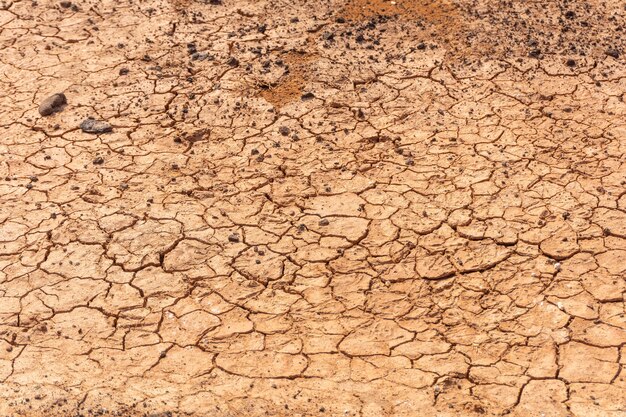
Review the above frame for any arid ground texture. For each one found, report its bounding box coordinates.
[1,0,626,415]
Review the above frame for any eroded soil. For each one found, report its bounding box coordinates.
[1,0,625,416]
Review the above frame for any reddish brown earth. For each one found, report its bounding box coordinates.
[1,0,625,416]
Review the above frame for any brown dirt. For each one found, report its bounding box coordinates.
[1,0,625,416]
[258,51,316,109]
[342,0,459,23]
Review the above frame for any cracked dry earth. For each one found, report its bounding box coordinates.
[1,0,626,416]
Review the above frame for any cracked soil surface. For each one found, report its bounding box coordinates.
[1,0,626,416]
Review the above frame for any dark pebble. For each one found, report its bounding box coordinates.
[606,48,620,59]
[38,93,67,116]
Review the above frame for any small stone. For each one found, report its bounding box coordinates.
[80,118,112,134]
[279,126,290,136]
[226,57,239,67]
[319,218,329,226]
[119,67,129,75]
[606,48,620,59]
[93,156,104,165]
[566,59,576,67]
[228,233,240,243]
[38,93,67,116]
[301,92,315,101]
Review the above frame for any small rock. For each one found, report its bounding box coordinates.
[606,48,620,59]
[38,93,67,116]
[279,126,290,136]
[228,233,240,243]
[80,118,112,134]
[93,156,104,165]
[301,92,315,101]
[319,218,329,226]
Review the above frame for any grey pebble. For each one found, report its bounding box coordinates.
[80,118,112,134]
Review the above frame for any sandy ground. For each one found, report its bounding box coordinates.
[1,0,626,415]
